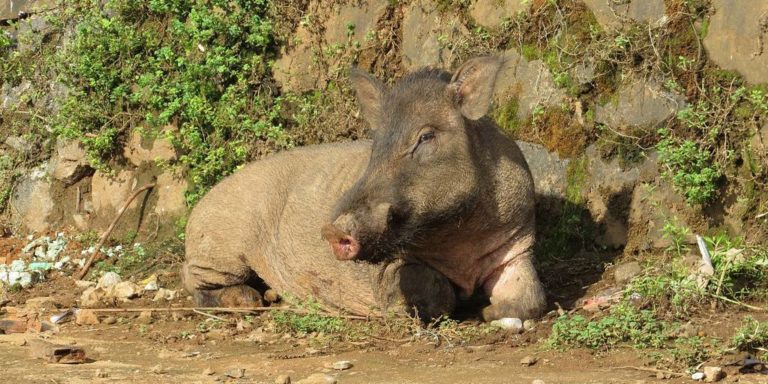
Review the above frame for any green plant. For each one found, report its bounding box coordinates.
[731,317,768,351]
[547,303,671,351]
[661,218,691,256]
[656,129,721,205]
[271,298,345,334]
[52,0,291,204]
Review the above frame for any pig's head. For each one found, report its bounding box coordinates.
[321,56,504,262]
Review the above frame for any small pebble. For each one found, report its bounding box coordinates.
[15,339,27,347]
[275,374,291,384]
[94,369,108,378]
[692,372,705,381]
[224,368,245,379]
[150,364,166,374]
[202,367,214,376]
[331,360,353,370]
[520,356,537,366]
[490,317,523,333]
[702,366,724,382]
[532,380,545,384]
[523,319,536,331]
[102,316,117,325]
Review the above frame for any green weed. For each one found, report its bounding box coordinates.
[547,303,670,351]
[731,317,768,351]
[271,298,346,334]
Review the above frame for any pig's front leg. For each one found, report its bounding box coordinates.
[375,259,456,321]
[481,253,546,321]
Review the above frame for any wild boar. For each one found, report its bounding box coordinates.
[183,56,546,321]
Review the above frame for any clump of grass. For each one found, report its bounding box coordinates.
[547,303,671,351]
[271,298,346,334]
[730,317,768,351]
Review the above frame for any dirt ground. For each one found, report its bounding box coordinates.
[1,236,767,384]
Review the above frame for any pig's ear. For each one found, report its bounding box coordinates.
[350,68,385,128]
[447,56,503,120]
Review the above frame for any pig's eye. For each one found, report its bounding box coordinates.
[418,131,435,144]
[409,128,436,158]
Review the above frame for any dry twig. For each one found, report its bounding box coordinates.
[76,183,156,280]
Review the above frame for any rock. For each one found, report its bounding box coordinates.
[202,367,214,376]
[516,141,569,199]
[275,374,291,384]
[224,368,245,379]
[79,287,107,307]
[150,364,166,374]
[469,0,527,29]
[273,0,389,92]
[24,296,57,313]
[94,369,108,378]
[703,366,724,382]
[122,129,177,167]
[154,172,187,218]
[704,1,768,85]
[97,272,122,289]
[101,316,117,325]
[532,380,545,384]
[613,261,642,284]
[75,309,99,325]
[50,139,92,186]
[582,0,666,29]
[490,317,524,333]
[523,319,536,331]
[296,373,337,384]
[331,360,353,370]
[9,163,54,233]
[110,281,142,300]
[90,169,138,216]
[520,355,537,366]
[152,288,177,302]
[584,144,658,250]
[401,1,465,69]
[4,136,32,153]
[692,371,705,381]
[594,81,685,130]
[0,0,57,22]
[136,311,153,324]
[494,49,567,119]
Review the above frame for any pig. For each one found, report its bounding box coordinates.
[182,56,547,321]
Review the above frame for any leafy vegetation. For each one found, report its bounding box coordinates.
[731,317,768,352]
[271,297,346,334]
[547,303,670,351]
[48,0,290,204]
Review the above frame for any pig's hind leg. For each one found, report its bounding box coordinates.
[481,254,546,321]
[182,257,263,308]
[376,259,457,320]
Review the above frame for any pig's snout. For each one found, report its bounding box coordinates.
[322,203,393,261]
[321,214,361,261]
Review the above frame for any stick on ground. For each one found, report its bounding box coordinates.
[76,183,156,280]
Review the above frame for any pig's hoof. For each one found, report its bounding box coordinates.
[193,285,263,307]
[481,300,543,322]
[219,285,264,307]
